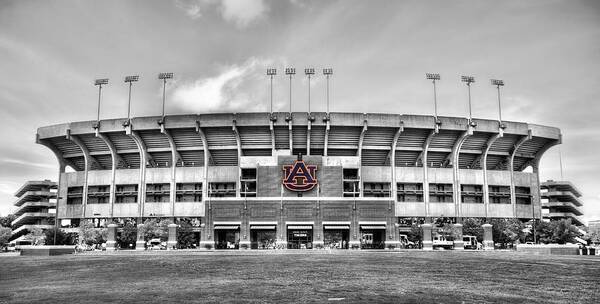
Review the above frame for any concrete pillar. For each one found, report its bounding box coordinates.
[313,204,324,249]
[482,223,494,250]
[136,224,145,250]
[239,210,250,250]
[422,223,433,250]
[167,223,177,250]
[106,224,117,251]
[453,223,464,250]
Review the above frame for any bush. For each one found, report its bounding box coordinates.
[44,227,74,245]
[118,223,138,249]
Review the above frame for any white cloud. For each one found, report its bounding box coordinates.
[172,57,273,113]
[220,0,268,28]
[175,0,215,19]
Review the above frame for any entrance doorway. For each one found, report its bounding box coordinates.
[360,228,385,249]
[323,226,349,249]
[287,229,313,249]
[215,228,239,249]
[250,229,276,249]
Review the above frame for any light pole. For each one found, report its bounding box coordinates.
[94,79,108,129]
[323,68,333,114]
[461,75,476,126]
[304,68,315,114]
[285,67,295,117]
[158,72,174,123]
[491,79,504,127]
[124,75,139,126]
[267,68,277,113]
[426,73,440,119]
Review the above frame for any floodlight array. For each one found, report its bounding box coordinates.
[285,67,296,75]
[461,75,475,83]
[267,68,277,76]
[491,79,504,86]
[95,78,109,85]
[124,75,139,82]
[158,72,173,80]
[323,68,333,75]
[304,68,315,75]
[426,73,440,80]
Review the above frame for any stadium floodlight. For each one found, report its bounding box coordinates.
[94,79,109,126]
[285,68,295,114]
[491,79,505,125]
[425,73,441,119]
[461,75,476,122]
[158,73,174,119]
[323,68,333,113]
[305,68,315,113]
[124,75,139,123]
[267,68,277,113]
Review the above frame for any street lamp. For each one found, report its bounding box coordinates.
[93,78,108,130]
[323,68,333,114]
[123,75,139,126]
[267,68,277,114]
[285,67,295,119]
[490,79,505,128]
[158,72,174,122]
[304,68,315,114]
[461,75,476,126]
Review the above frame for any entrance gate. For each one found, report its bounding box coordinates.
[323,225,350,249]
[360,225,386,249]
[287,225,313,249]
[250,225,276,249]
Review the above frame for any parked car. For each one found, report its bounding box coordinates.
[147,238,166,250]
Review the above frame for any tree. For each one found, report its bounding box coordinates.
[79,220,97,245]
[0,227,12,247]
[177,221,196,249]
[463,218,484,243]
[118,222,137,249]
[490,219,525,248]
[552,219,579,244]
[44,227,73,245]
[26,228,46,245]
[584,232,600,245]
[138,219,172,241]
[0,214,16,228]
[406,223,422,244]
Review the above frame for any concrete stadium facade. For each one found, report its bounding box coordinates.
[36,112,561,249]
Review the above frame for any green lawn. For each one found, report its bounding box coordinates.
[1,250,598,303]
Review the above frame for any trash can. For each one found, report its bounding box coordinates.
[581,247,588,255]
[589,247,596,256]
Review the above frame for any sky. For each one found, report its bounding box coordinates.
[0,0,599,223]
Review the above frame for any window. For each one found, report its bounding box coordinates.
[241,168,257,198]
[397,183,423,202]
[175,183,203,202]
[460,184,483,204]
[115,184,138,203]
[489,185,510,204]
[146,183,170,203]
[87,185,110,204]
[67,187,83,205]
[429,184,453,203]
[343,169,360,197]
[363,182,391,198]
[209,182,236,198]
[515,186,532,205]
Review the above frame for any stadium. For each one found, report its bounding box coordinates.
[35,112,561,250]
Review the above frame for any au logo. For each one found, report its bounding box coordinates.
[283,157,318,192]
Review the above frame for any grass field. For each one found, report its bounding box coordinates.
[1,250,598,303]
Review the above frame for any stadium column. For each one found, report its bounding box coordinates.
[197,120,213,249]
[167,223,177,250]
[509,131,532,218]
[531,138,560,221]
[107,223,117,250]
[482,223,493,250]
[422,223,433,250]
[36,136,67,235]
[96,133,119,219]
[307,118,311,155]
[357,118,368,197]
[482,133,502,220]
[453,223,464,250]
[269,119,276,155]
[324,116,330,156]
[388,125,403,249]
[452,127,473,221]
[288,114,293,153]
[67,133,92,221]
[421,130,436,221]
[161,128,180,218]
[126,128,149,224]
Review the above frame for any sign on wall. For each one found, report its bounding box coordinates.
[282,156,318,192]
